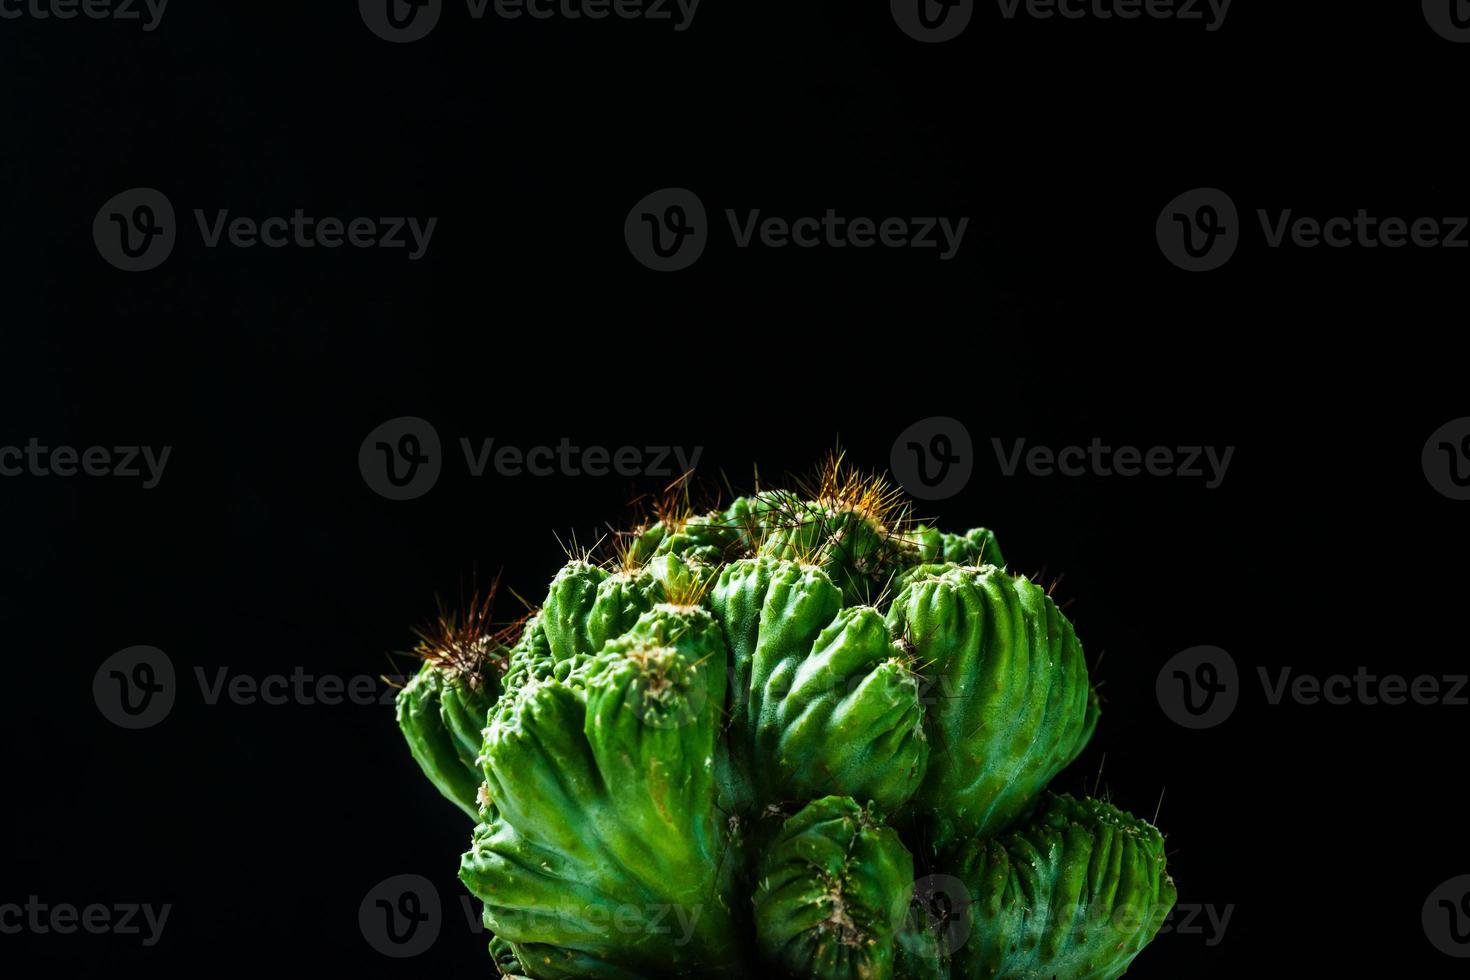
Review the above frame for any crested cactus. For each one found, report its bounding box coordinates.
[396,591,507,819]
[392,457,1175,978]
[946,793,1177,980]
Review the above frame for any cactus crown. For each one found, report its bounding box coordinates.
[409,584,517,689]
[393,456,1175,980]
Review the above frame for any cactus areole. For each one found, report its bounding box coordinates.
[393,460,1176,979]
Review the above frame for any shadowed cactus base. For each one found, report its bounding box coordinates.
[947,794,1177,980]
[393,462,1176,979]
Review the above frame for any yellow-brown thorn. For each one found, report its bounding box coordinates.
[661,566,718,609]
[605,521,650,575]
[801,449,913,534]
[756,451,914,573]
[554,528,605,567]
[605,470,728,568]
[652,469,701,531]
[409,577,519,685]
[1027,566,1076,613]
[625,469,718,536]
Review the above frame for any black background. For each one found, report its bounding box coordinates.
[2,1,1465,976]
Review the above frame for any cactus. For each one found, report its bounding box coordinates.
[395,590,509,819]
[392,457,1175,978]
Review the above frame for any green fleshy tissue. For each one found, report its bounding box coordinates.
[392,470,1175,978]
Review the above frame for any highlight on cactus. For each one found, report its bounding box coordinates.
[391,455,1176,978]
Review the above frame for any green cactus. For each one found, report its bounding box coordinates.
[395,592,507,818]
[886,564,1100,852]
[946,794,1177,980]
[392,458,1176,978]
[754,796,915,980]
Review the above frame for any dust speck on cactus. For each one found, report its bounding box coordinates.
[391,455,1176,979]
